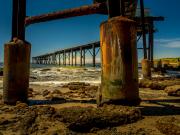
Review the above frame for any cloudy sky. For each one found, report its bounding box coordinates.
[0,0,180,62]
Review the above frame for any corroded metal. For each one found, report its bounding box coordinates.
[25,2,107,25]
[25,0,139,26]
[3,40,31,104]
[18,0,26,40]
[12,0,26,40]
[99,16,140,106]
[11,0,18,40]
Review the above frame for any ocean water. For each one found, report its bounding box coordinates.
[0,63,180,81]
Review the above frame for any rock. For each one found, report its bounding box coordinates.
[15,102,29,113]
[0,119,11,125]
[49,96,66,103]
[30,76,37,79]
[28,93,33,97]
[36,106,56,117]
[42,90,50,97]
[18,110,37,134]
[68,85,84,90]
[53,105,141,132]
[164,85,180,96]
[67,82,90,90]
[40,68,51,72]
[156,117,180,135]
[28,88,33,92]
[139,79,167,90]
[84,86,98,91]
[51,89,62,95]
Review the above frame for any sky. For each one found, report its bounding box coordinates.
[0,0,180,62]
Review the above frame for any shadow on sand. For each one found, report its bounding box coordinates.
[140,98,180,116]
[28,99,96,106]
[28,98,180,116]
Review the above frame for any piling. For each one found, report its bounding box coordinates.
[99,16,140,106]
[154,60,162,71]
[80,47,82,66]
[92,44,96,67]
[3,40,31,104]
[141,59,151,79]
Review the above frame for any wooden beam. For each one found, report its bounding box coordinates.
[25,2,107,26]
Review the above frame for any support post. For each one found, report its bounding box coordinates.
[75,51,77,66]
[11,0,18,40]
[83,49,86,66]
[71,49,73,66]
[140,0,147,59]
[141,59,151,79]
[98,16,140,106]
[59,53,61,66]
[93,44,96,67]
[3,40,31,104]
[64,51,66,66]
[80,47,82,66]
[18,0,26,40]
[3,0,30,104]
[149,21,154,67]
[69,52,70,65]
[107,0,124,18]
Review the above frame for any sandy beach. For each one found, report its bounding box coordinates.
[0,66,179,135]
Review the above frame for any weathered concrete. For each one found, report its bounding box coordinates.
[98,16,140,106]
[3,39,31,104]
[141,59,151,79]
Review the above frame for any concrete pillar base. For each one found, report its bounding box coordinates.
[98,16,140,106]
[141,59,151,79]
[3,40,31,105]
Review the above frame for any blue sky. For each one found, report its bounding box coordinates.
[0,0,180,62]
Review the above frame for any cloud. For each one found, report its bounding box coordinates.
[155,38,180,48]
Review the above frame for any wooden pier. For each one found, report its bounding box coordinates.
[32,42,100,67]
[32,16,164,67]
[3,0,164,105]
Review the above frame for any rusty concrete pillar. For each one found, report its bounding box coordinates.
[141,59,151,79]
[98,16,140,106]
[3,40,31,104]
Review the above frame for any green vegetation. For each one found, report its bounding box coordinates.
[156,57,180,62]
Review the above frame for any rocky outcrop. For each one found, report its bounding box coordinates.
[54,105,142,132]
[164,85,180,96]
